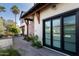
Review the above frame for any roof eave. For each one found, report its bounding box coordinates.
[21,3,49,19]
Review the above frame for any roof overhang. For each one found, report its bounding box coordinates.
[21,3,50,19]
[20,25,25,28]
[24,18,33,21]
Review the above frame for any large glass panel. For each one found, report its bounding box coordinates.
[64,15,76,52]
[45,20,51,46]
[52,18,61,48]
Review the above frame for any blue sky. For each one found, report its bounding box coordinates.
[0,3,34,25]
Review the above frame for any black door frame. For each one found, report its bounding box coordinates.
[43,19,52,48]
[51,17,62,51]
[43,8,79,55]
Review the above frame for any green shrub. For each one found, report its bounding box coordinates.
[26,36,30,41]
[0,48,20,56]
[6,48,20,56]
[24,35,34,41]
[31,35,42,48]
[32,40,42,48]
[27,35,34,41]
[24,35,43,48]
[31,35,38,44]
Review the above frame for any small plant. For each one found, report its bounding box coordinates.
[24,35,43,48]
[28,35,34,41]
[31,35,42,48]
[32,40,42,48]
[31,35,38,44]
[24,35,34,41]
[23,35,29,41]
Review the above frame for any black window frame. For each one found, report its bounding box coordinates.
[43,8,79,56]
[44,19,51,47]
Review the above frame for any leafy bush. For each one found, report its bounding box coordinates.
[28,35,34,41]
[31,35,42,48]
[9,27,19,35]
[6,24,21,36]
[24,35,42,48]
[31,35,38,43]
[32,40,42,48]
[24,35,34,41]
[5,32,13,36]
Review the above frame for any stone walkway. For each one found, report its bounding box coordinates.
[13,36,67,56]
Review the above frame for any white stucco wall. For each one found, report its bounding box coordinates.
[34,3,79,44]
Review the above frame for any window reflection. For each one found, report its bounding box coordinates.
[64,15,76,52]
[52,18,61,48]
[45,21,51,45]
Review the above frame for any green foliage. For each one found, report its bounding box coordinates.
[0,17,5,35]
[0,48,20,56]
[11,5,20,26]
[31,35,42,48]
[24,35,42,48]
[32,41,42,48]
[4,19,21,36]
[28,35,35,41]
[24,35,35,41]
[0,5,21,37]
[0,18,21,36]
[11,5,20,15]
[25,35,34,41]
[4,32,13,37]
[0,6,5,12]
[7,24,20,35]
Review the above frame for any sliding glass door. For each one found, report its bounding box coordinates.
[52,18,61,48]
[43,10,77,55]
[63,15,76,52]
[44,20,51,46]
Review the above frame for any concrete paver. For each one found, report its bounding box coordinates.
[13,36,67,56]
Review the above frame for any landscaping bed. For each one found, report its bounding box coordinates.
[24,35,43,48]
[0,37,20,56]
[0,48,20,56]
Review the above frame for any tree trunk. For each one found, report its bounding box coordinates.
[15,14,16,27]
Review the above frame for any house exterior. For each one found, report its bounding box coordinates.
[20,18,27,35]
[21,3,79,55]
[20,16,34,35]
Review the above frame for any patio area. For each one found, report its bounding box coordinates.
[13,36,68,56]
